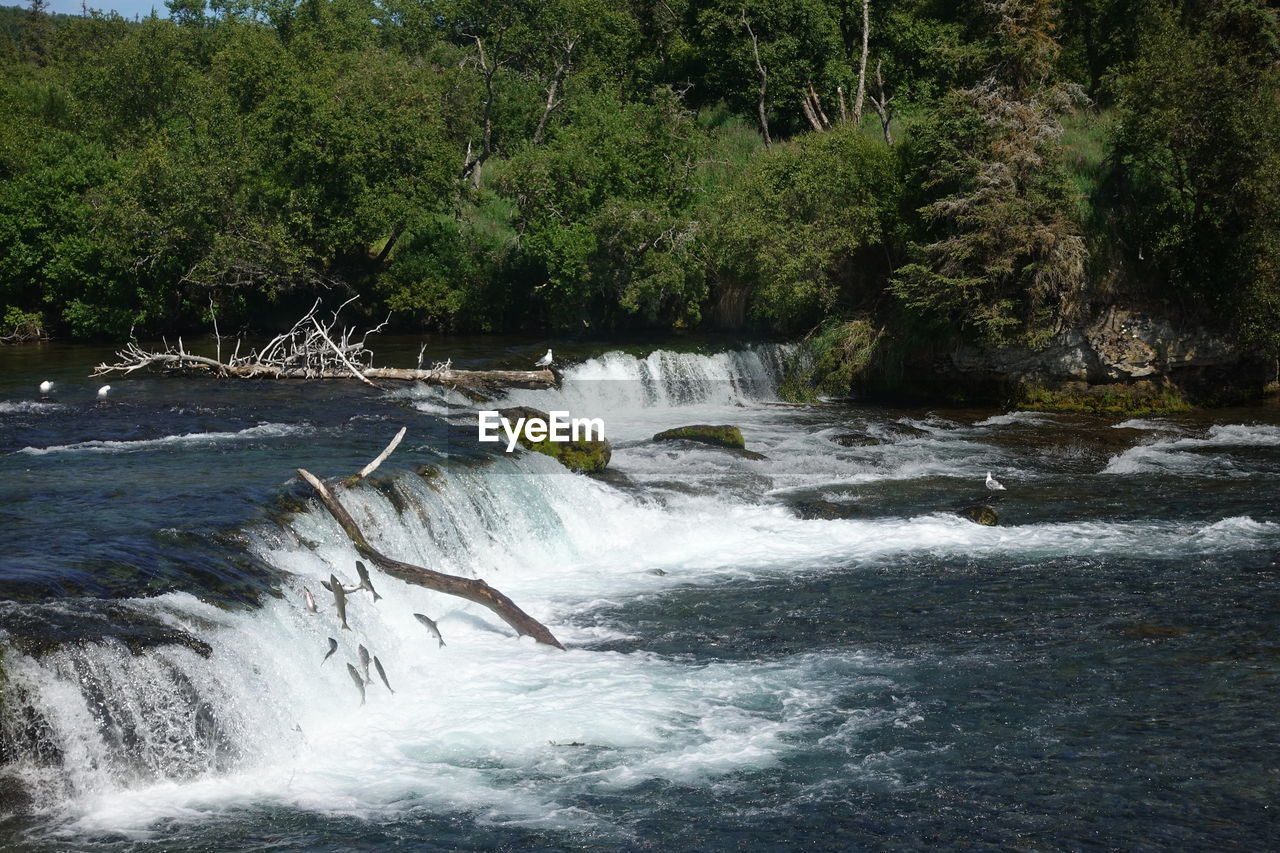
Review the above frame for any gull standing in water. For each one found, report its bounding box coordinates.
[39,380,53,394]
[985,471,1006,491]
[535,348,553,368]
[97,385,111,398]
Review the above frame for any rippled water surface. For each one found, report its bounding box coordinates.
[1,337,1278,851]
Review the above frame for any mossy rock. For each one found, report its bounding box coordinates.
[653,424,745,450]
[1015,381,1192,416]
[496,406,611,474]
[958,504,999,526]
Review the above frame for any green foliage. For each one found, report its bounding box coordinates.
[892,1,1088,345]
[376,214,511,331]
[0,0,1272,379]
[0,7,462,337]
[1109,0,1280,352]
[779,316,883,401]
[497,89,707,329]
[707,124,899,332]
[1,304,42,339]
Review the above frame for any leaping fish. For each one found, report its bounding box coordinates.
[330,574,351,630]
[355,560,382,602]
[373,655,395,694]
[413,613,446,648]
[321,578,361,595]
[321,637,338,665]
[358,644,372,684]
[303,587,318,614]
[346,663,366,706]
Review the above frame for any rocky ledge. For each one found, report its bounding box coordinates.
[946,308,1272,412]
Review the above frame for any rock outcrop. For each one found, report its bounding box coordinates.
[945,307,1265,410]
[957,504,1000,526]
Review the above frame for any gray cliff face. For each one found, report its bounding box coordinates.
[948,308,1247,386]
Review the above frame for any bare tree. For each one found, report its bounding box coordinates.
[741,10,771,146]
[868,59,894,145]
[533,36,578,145]
[461,26,511,187]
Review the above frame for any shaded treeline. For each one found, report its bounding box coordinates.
[1,0,1277,388]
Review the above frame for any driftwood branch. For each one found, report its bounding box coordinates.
[297,467,565,650]
[310,315,376,387]
[347,427,406,485]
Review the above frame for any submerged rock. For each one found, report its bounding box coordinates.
[0,774,33,815]
[791,500,862,520]
[653,424,745,450]
[0,603,213,660]
[497,406,611,474]
[1121,623,1188,639]
[958,504,999,526]
[831,433,882,447]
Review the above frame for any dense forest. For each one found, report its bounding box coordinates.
[1,0,1278,393]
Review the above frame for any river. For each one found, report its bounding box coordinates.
[1,337,1278,850]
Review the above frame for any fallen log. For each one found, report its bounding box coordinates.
[89,300,557,392]
[91,349,556,390]
[296,466,565,650]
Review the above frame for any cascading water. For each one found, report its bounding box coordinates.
[2,341,1279,850]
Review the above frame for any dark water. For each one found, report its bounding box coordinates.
[1,338,1278,850]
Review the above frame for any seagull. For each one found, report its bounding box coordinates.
[535,348,553,368]
[97,384,111,397]
[985,471,1006,491]
[39,380,52,394]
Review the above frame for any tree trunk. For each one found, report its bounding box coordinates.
[375,223,406,265]
[298,468,565,650]
[741,11,771,146]
[869,59,894,146]
[801,94,824,132]
[853,0,870,126]
[462,30,506,186]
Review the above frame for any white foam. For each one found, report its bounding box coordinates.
[1111,418,1179,431]
[11,577,892,838]
[1102,423,1280,475]
[502,345,791,418]
[974,411,1055,427]
[0,400,63,414]
[16,423,309,456]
